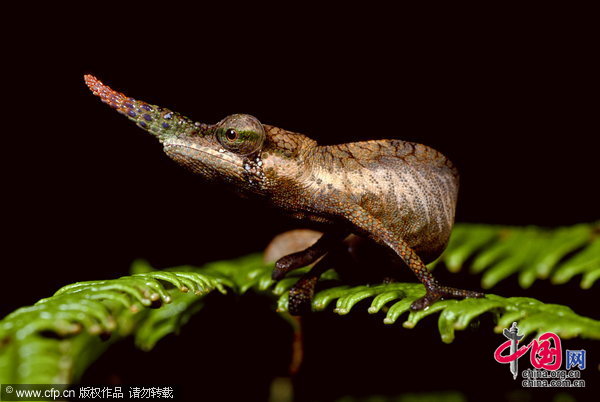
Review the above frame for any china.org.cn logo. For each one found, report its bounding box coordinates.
[493,322,586,387]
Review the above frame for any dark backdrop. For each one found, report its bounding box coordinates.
[3,7,598,401]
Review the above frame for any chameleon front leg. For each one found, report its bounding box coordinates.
[272,231,349,280]
[270,230,349,315]
[338,203,484,310]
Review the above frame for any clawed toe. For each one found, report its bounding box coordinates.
[410,293,440,310]
[288,287,313,315]
[272,259,293,281]
[271,268,287,281]
[288,277,318,315]
[410,284,485,310]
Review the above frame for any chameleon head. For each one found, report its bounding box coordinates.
[162,113,266,185]
[84,75,267,186]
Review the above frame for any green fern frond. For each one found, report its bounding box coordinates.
[1,222,599,385]
[437,222,599,289]
[273,281,600,343]
[0,270,232,383]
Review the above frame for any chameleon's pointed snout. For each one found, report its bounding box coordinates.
[84,74,205,142]
[84,75,127,110]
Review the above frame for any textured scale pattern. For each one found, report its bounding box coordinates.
[312,141,459,263]
[85,75,484,311]
[84,75,204,142]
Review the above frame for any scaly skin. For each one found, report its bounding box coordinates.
[85,75,484,313]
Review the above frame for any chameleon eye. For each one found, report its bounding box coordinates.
[216,114,265,155]
[225,129,238,141]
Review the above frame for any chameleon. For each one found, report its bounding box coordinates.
[84,75,484,314]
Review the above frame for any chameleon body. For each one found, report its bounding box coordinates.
[85,75,484,313]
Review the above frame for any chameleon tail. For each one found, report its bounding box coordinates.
[84,75,205,142]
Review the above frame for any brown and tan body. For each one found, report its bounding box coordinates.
[85,75,483,314]
[260,128,458,264]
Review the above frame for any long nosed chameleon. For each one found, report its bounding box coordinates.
[85,75,484,314]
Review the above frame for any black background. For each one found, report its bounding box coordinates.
[2,5,598,401]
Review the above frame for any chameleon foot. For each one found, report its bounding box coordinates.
[410,284,485,310]
[272,231,349,281]
[273,251,318,281]
[288,276,318,315]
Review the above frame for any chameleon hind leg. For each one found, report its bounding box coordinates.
[339,203,484,310]
[396,245,485,310]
